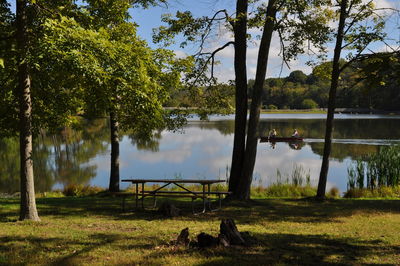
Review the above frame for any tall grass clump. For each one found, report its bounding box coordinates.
[345,145,400,198]
[63,184,104,196]
[252,164,316,198]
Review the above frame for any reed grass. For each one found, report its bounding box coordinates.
[344,186,400,198]
[347,145,400,193]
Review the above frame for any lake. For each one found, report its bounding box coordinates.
[1,113,400,195]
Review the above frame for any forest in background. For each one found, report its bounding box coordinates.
[167,52,400,111]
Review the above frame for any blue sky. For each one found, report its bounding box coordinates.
[6,0,400,82]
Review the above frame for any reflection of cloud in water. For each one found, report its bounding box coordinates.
[203,154,232,179]
[134,147,192,164]
[95,153,110,171]
[253,143,322,187]
[125,128,231,164]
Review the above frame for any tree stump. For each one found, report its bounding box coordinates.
[176,227,190,247]
[220,219,245,245]
[158,202,181,217]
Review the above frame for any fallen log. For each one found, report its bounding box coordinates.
[197,232,218,248]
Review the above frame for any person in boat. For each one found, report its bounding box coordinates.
[292,129,299,137]
[269,129,277,138]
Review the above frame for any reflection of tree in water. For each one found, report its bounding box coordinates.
[309,143,379,162]
[258,119,395,160]
[49,119,109,188]
[0,119,109,194]
[185,118,400,140]
[186,120,236,136]
[129,130,162,152]
[258,119,400,140]
[0,137,56,193]
[0,138,20,194]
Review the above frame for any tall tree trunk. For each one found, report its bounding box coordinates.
[237,0,277,200]
[17,0,40,221]
[228,0,248,197]
[316,0,348,199]
[109,111,120,192]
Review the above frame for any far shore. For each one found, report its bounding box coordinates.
[164,107,400,115]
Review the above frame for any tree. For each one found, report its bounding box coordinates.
[153,0,331,199]
[1,0,191,220]
[16,0,40,221]
[227,0,249,199]
[41,5,192,192]
[1,0,93,220]
[287,70,308,84]
[316,0,388,199]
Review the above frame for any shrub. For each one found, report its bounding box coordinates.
[63,184,104,197]
[301,99,318,109]
[328,187,340,198]
[267,104,278,110]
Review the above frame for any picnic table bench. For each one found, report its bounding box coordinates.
[120,179,231,213]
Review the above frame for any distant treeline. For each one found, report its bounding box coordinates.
[167,53,400,111]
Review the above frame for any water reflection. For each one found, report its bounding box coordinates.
[1,115,399,194]
[0,119,109,193]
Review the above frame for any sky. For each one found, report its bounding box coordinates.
[130,0,400,82]
[6,0,400,82]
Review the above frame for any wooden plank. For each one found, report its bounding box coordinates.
[121,179,226,184]
[141,190,231,195]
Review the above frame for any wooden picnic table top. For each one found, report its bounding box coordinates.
[121,179,226,185]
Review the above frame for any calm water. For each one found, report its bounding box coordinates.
[1,114,400,194]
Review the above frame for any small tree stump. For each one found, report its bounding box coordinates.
[220,219,245,245]
[158,202,181,217]
[197,232,218,248]
[176,227,190,247]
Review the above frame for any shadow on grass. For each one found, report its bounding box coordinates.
[1,197,399,224]
[137,232,400,265]
[0,233,161,265]
[212,198,400,225]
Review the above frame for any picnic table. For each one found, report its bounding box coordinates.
[120,179,230,213]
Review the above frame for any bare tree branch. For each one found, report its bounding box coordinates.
[191,41,234,85]
[195,9,233,56]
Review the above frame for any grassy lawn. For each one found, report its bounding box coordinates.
[1,196,399,265]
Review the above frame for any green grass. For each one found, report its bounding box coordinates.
[1,196,399,265]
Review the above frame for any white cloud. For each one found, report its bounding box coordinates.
[174,50,188,58]
[371,0,394,9]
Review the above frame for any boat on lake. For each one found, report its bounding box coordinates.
[259,136,304,142]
